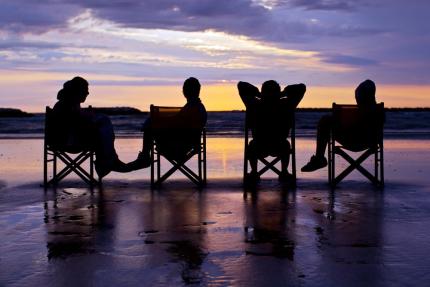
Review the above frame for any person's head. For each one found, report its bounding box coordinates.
[355,79,376,107]
[261,80,281,101]
[57,76,89,103]
[183,77,201,100]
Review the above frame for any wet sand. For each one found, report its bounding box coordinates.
[1,138,430,286]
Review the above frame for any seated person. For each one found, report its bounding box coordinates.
[238,80,306,181]
[52,76,138,178]
[301,79,380,172]
[131,77,207,168]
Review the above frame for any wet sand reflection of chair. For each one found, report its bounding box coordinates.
[43,106,98,186]
[148,105,206,188]
[328,103,384,187]
[243,109,296,183]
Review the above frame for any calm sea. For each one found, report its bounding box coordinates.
[0,110,429,139]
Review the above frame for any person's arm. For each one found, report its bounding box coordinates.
[281,83,306,109]
[237,81,260,108]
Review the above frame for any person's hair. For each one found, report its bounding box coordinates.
[261,80,281,100]
[57,76,88,102]
[355,79,376,106]
[183,77,201,99]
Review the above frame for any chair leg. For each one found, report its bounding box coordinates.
[45,150,97,186]
[380,143,384,186]
[291,150,296,182]
[244,145,248,178]
[157,152,160,184]
[90,151,95,186]
[328,138,332,184]
[258,157,282,176]
[198,146,202,183]
[203,131,207,184]
[333,149,377,186]
[53,153,57,182]
[203,144,207,184]
[43,144,48,186]
[375,147,379,183]
[54,152,94,185]
[150,143,154,187]
[328,137,335,186]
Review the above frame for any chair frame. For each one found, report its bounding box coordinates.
[243,110,296,183]
[328,103,384,187]
[43,106,98,187]
[148,105,207,188]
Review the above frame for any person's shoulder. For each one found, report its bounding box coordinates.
[197,101,207,113]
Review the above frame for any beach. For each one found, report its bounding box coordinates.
[1,137,430,286]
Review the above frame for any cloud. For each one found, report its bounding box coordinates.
[281,0,371,11]
[322,54,378,66]
[0,0,428,87]
[0,0,384,43]
[0,1,81,33]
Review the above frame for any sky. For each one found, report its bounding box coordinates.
[0,0,429,112]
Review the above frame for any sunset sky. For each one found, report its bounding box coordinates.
[0,0,429,112]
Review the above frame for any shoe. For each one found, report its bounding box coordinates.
[301,155,327,172]
[127,151,151,171]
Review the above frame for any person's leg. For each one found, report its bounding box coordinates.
[247,140,258,175]
[92,114,129,177]
[141,126,153,160]
[280,141,291,175]
[124,118,153,171]
[301,115,331,172]
[315,115,332,158]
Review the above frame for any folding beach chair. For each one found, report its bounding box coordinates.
[243,109,296,183]
[148,105,206,187]
[43,106,98,186]
[328,103,384,187]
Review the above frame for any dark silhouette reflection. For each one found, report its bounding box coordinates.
[243,188,297,260]
[306,187,385,285]
[302,79,382,172]
[44,186,106,260]
[148,190,208,284]
[44,186,208,285]
[238,80,305,182]
[51,77,140,178]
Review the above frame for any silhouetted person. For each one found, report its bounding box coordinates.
[238,80,306,181]
[301,79,378,172]
[130,77,207,168]
[52,76,135,178]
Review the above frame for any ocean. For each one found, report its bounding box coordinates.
[1,110,430,139]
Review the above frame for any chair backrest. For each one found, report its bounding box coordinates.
[150,105,205,159]
[332,102,384,151]
[150,105,183,128]
[44,106,55,145]
[45,105,93,152]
